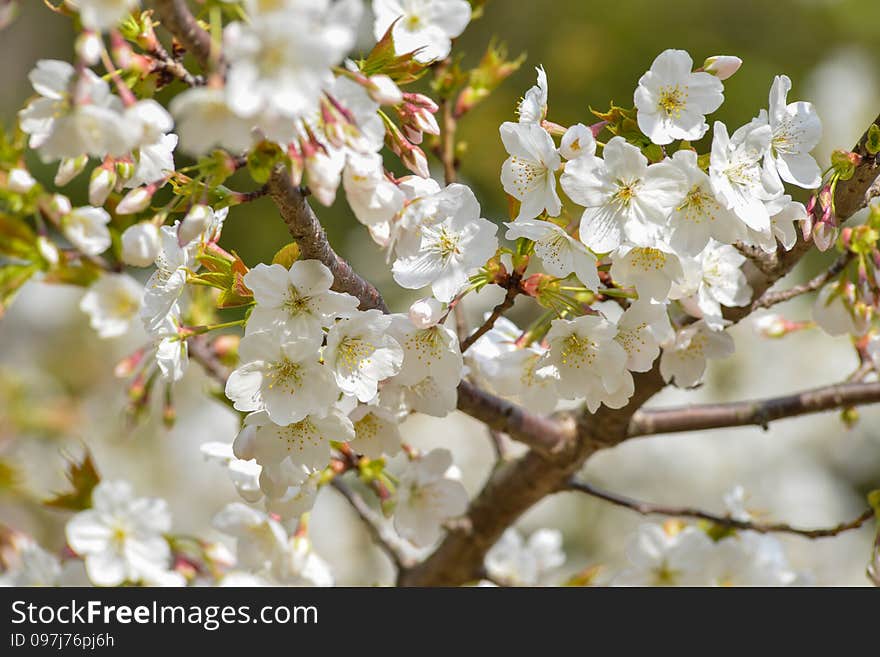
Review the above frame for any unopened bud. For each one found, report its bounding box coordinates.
[178,204,213,246]
[36,236,59,266]
[115,186,153,215]
[120,221,160,267]
[54,156,87,186]
[48,194,72,218]
[88,166,116,206]
[408,297,445,328]
[367,74,403,106]
[114,348,146,378]
[702,55,742,80]
[7,167,35,194]
[115,158,135,182]
[75,30,102,66]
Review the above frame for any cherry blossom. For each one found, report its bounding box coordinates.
[373,0,471,63]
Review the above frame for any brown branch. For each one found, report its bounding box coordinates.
[187,335,230,384]
[751,251,854,311]
[147,43,205,87]
[460,274,521,352]
[629,380,880,437]
[568,480,874,539]
[151,0,219,73]
[331,479,414,571]
[267,166,389,312]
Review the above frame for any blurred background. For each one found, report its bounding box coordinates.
[1,0,880,585]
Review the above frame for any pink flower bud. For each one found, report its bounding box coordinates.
[702,55,742,80]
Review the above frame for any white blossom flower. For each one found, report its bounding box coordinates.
[709,120,784,234]
[324,309,404,402]
[349,404,403,459]
[125,133,177,189]
[225,331,339,425]
[79,273,143,339]
[485,528,565,586]
[614,300,674,372]
[141,224,195,333]
[169,87,253,156]
[373,0,471,63]
[634,49,724,145]
[388,312,463,389]
[761,75,822,189]
[61,205,112,256]
[0,541,62,587]
[155,315,189,382]
[660,320,735,387]
[561,137,686,252]
[394,448,469,547]
[745,197,804,253]
[200,441,263,504]
[708,532,806,586]
[610,243,684,301]
[542,315,628,404]
[76,0,139,32]
[8,167,36,194]
[499,121,562,220]
[392,183,498,302]
[666,148,743,256]
[243,260,359,338]
[518,66,548,124]
[407,296,445,328]
[673,241,751,329]
[491,345,559,414]
[613,524,713,586]
[380,375,458,417]
[212,503,288,575]
[251,409,353,477]
[65,480,173,587]
[343,152,405,226]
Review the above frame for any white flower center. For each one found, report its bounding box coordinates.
[657,85,688,118]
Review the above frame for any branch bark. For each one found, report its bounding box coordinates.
[568,481,874,539]
[151,0,216,72]
[629,380,880,437]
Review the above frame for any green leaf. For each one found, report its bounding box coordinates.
[272,242,300,269]
[247,140,284,184]
[0,262,38,317]
[358,21,429,84]
[455,38,525,116]
[866,124,880,156]
[44,449,101,512]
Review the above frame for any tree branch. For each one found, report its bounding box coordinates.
[460,275,521,352]
[629,380,880,437]
[568,480,874,539]
[151,0,218,73]
[751,251,853,311]
[331,479,414,571]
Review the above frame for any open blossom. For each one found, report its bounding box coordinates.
[169,88,253,156]
[392,183,498,302]
[674,241,751,329]
[0,541,63,587]
[380,374,457,417]
[491,345,560,414]
[225,331,339,425]
[518,66,548,124]
[388,312,463,388]
[561,137,686,253]
[212,503,288,576]
[634,49,724,145]
[373,0,471,63]
[760,75,822,189]
[660,320,735,387]
[349,405,403,459]
[614,300,674,372]
[343,152,405,226]
[65,480,174,587]
[76,0,139,32]
[746,196,804,254]
[200,441,263,504]
[559,123,596,161]
[613,524,713,586]
[394,448,469,547]
[243,260,359,338]
[542,315,629,404]
[154,314,189,382]
[485,528,565,586]
[709,120,783,234]
[251,409,354,477]
[666,149,743,256]
[505,219,599,290]
[80,274,143,339]
[141,224,195,333]
[60,204,112,256]
[126,133,177,189]
[324,309,404,402]
[500,121,562,220]
[610,243,684,301]
[708,532,807,586]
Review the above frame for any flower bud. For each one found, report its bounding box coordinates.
[75,30,102,66]
[233,424,258,461]
[408,297,445,328]
[115,186,153,215]
[88,166,117,207]
[48,194,72,218]
[367,74,403,106]
[7,167,35,194]
[178,204,213,246]
[121,221,160,267]
[36,236,59,267]
[115,158,135,182]
[54,156,88,186]
[703,55,742,80]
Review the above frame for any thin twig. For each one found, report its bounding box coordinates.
[568,480,874,539]
[331,479,413,570]
[629,379,880,437]
[460,276,521,352]
[752,252,854,311]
